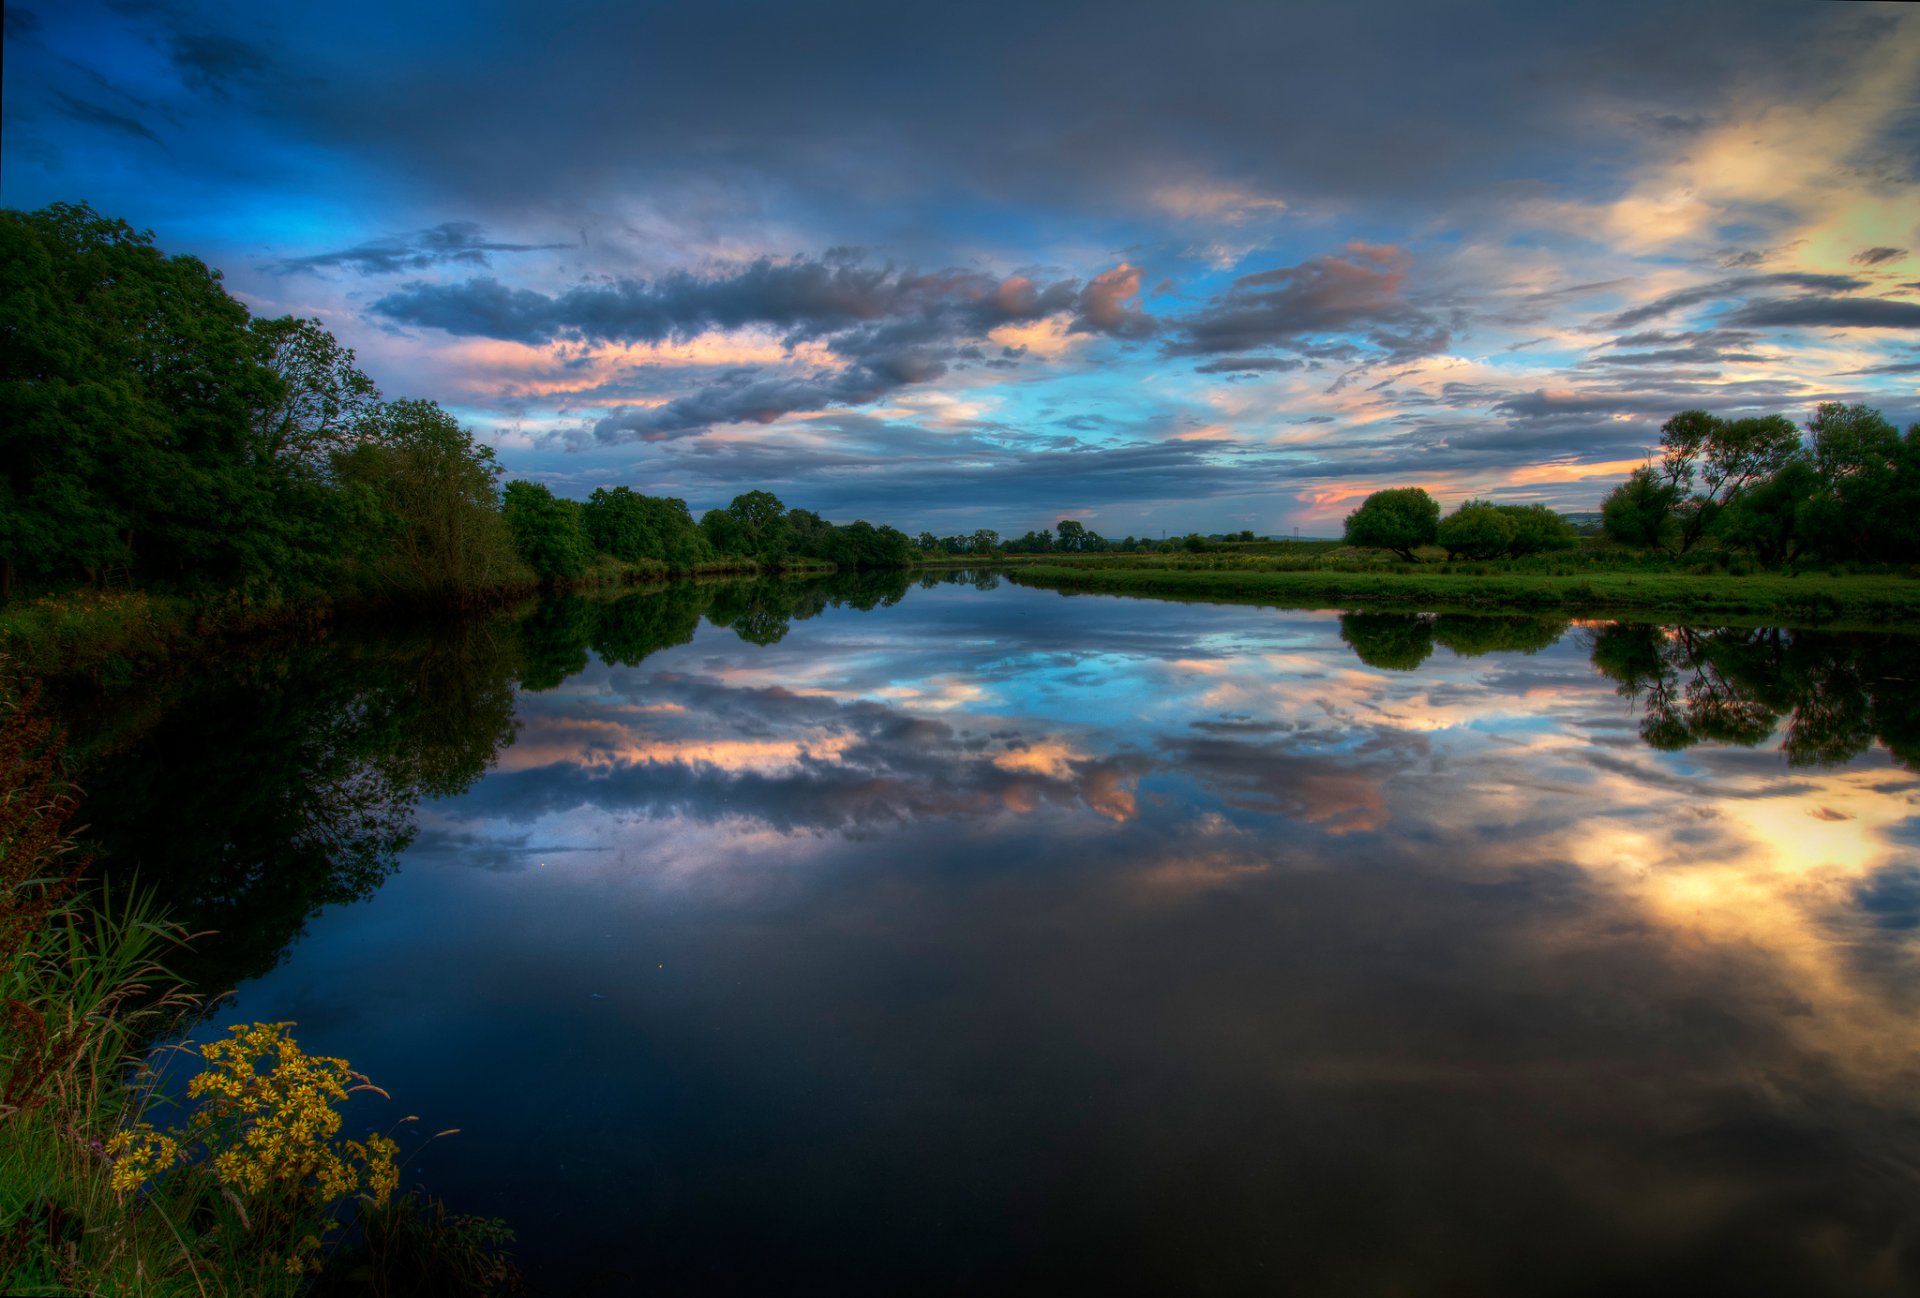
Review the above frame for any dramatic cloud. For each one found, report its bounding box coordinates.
[373,254,1163,441]
[5,0,1918,532]
[1168,245,1450,361]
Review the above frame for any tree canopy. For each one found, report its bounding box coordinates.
[1343,488,1440,560]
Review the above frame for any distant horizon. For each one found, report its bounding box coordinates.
[5,0,1916,538]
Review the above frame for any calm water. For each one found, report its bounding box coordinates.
[77,574,1920,1295]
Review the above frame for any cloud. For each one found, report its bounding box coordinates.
[1191,357,1307,375]
[374,253,1157,441]
[169,34,267,97]
[1834,359,1920,377]
[51,91,162,146]
[1071,264,1156,339]
[272,222,569,276]
[1850,247,1907,267]
[1601,273,1866,330]
[1724,297,1920,330]
[1168,244,1450,361]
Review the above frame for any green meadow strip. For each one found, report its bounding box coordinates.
[1005,564,1920,627]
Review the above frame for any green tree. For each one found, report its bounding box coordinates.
[1714,455,1818,565]
[250,316,381,473]
[1436,501,1515,559]
[785,508,837,560]
[1056,519,1089,552]
[1655,410,1804,552]
[0,202,282,592]
[333,400,530,604]
[700,507,749,557]
[1500,504,1578,556]
[1601,464,1682,549]
[503,480,590,580]
[1343,488,1439,560]
[1801,402,1920,562]
[726,489,791,559]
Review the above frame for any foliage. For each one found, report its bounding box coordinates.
[1343,488,1439,560]
[1593,403,1920,567]
[1655,410,1803,553]
[250,316,382,475]
[1436,502,1514,560]
[502,480,590,581]
[1,202,280,594]
[1601,465,1683,549]
[581,486,713,569]
[333,401,532,605]
[1799,402,1920,563]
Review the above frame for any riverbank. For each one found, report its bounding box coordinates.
[0,555,826,683]
[1005,562,1920,627]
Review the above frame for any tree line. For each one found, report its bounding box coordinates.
[0,203,927,607]
[1596,404,1919,564]
[1338,403,1917,566]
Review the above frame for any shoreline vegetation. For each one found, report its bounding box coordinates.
[0,670,522,1294]
[1004,557,1920,628]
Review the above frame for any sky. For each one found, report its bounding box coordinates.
[4,0,1918,537]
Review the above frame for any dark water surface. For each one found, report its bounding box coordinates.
[76,574,1920,1295]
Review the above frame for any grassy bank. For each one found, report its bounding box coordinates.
[0,674,520,1295]
[1006,561,1920,626]
[0,555,851,684]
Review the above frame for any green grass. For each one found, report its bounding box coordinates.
[1006,561,1920,626]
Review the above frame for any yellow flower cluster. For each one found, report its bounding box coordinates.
[184,1022,400,1210]
[103,1123,181,1193]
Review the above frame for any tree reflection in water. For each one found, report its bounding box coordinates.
[68,571,954,993]
[72,587,1920,1000]
[1334,609,1918,772]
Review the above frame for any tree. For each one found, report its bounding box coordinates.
[1601,465,1682,549]
[726,489,790,558]
[1436,501,1514,559]
[1715,455,1817,565]
[971,528,1000,555]
[503,480,590,580]
[583,486,712,568]
[1343,488,1439,560]
[1655,410,1803,552]
[1801,402,1920,562]
[785,508,836,560]
[250,316,380,473]
[1501,504,1578,556]
[700,507,749,556]
[1056,519,1089,552]
[1,202,281,591]
[332,400,529,603]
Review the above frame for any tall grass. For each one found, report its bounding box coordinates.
[0,668,521,1295]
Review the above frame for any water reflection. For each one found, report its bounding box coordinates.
[69,578,1920,1294]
